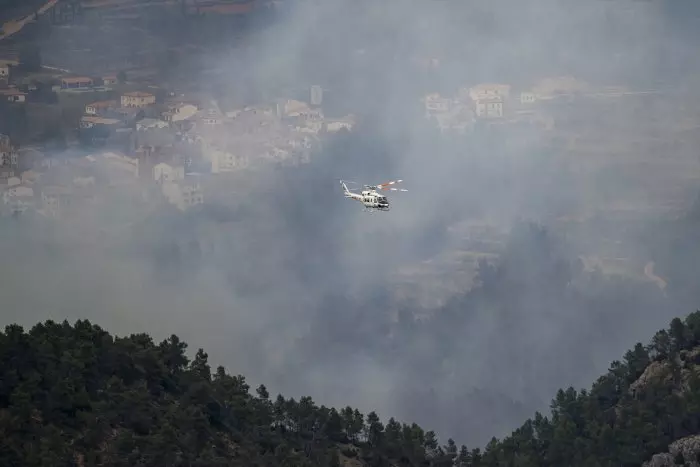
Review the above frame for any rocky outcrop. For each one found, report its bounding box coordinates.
[630,348,700,398]
[636,347,700,466]
[669,435,700,465]
[643,452,675,467]
[642,435,700,467]
[629,361,670,396]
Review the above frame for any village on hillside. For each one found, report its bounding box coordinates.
[0,59,356,217]
[423,75,700,217]
[0,0,364,221]
[0,66,694,226]
[419,76,663,134]
[0,71,618,221]
[1,0,699,248]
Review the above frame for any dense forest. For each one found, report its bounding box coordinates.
[475,309,700,467]
[0,319,460,467]
[3,311,700,466]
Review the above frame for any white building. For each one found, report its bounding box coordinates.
[41,186,73,217]
[196,108,225,126]
[326,115,356,133]
[423,93,451,117]
[0,134,17,169]
[3,183,34,214]
[161,176,203,211]
[0,88,26,103]
[475,98,504,119]
[153,162,185,183]
[3,184,33,202]
[277,99,311,118]
[137,118,169,131]
[467,83,511,101]
[0,149,18,168]
[85,100,117,115]
[161,103,198,122]
[274,101,323,134]
[102,75,118,85]
[295,118,324,134]
[310,85,323,106]
[121,91,156,108]
[520,92,537,104]
[204,144,249,173]
[462,83,510,120]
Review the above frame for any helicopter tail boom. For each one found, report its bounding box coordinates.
[339,179,364,202]
[339,180,350,195]
[339,180,355,198]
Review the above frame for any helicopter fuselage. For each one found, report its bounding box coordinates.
[358,189,390,210]
[340,180,400,212]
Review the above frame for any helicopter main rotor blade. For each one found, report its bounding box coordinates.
[385,187,408,192]
[376,179,403,189]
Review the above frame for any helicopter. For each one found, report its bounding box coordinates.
[339,179,407,212]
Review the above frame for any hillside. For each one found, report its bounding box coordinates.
[4,312,700,466]
[471,310,700,467]
[0,320,465,467]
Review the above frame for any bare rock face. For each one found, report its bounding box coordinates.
[643,435,700,467]
[636,348,700,467]
[629,361,669,396]
[629,349,700,398]
[642,452,675,467]
[669,435,700,466]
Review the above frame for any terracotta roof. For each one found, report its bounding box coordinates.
[0,88,25,96]
[112,107,141,116]
[166,101,199,109]
[123,91,154,97]
[61,77,93,83]
[87,100,117,109]
[81,116,121,125]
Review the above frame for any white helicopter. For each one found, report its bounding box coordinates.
[339,179,407,212]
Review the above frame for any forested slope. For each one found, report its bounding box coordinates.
[3,312,700,466]
[474,310,700,467]
[0,320,464,467]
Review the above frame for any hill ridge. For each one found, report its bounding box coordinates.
[0,319,463,467]
[4,311,700,466]
[472,310,700,466]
